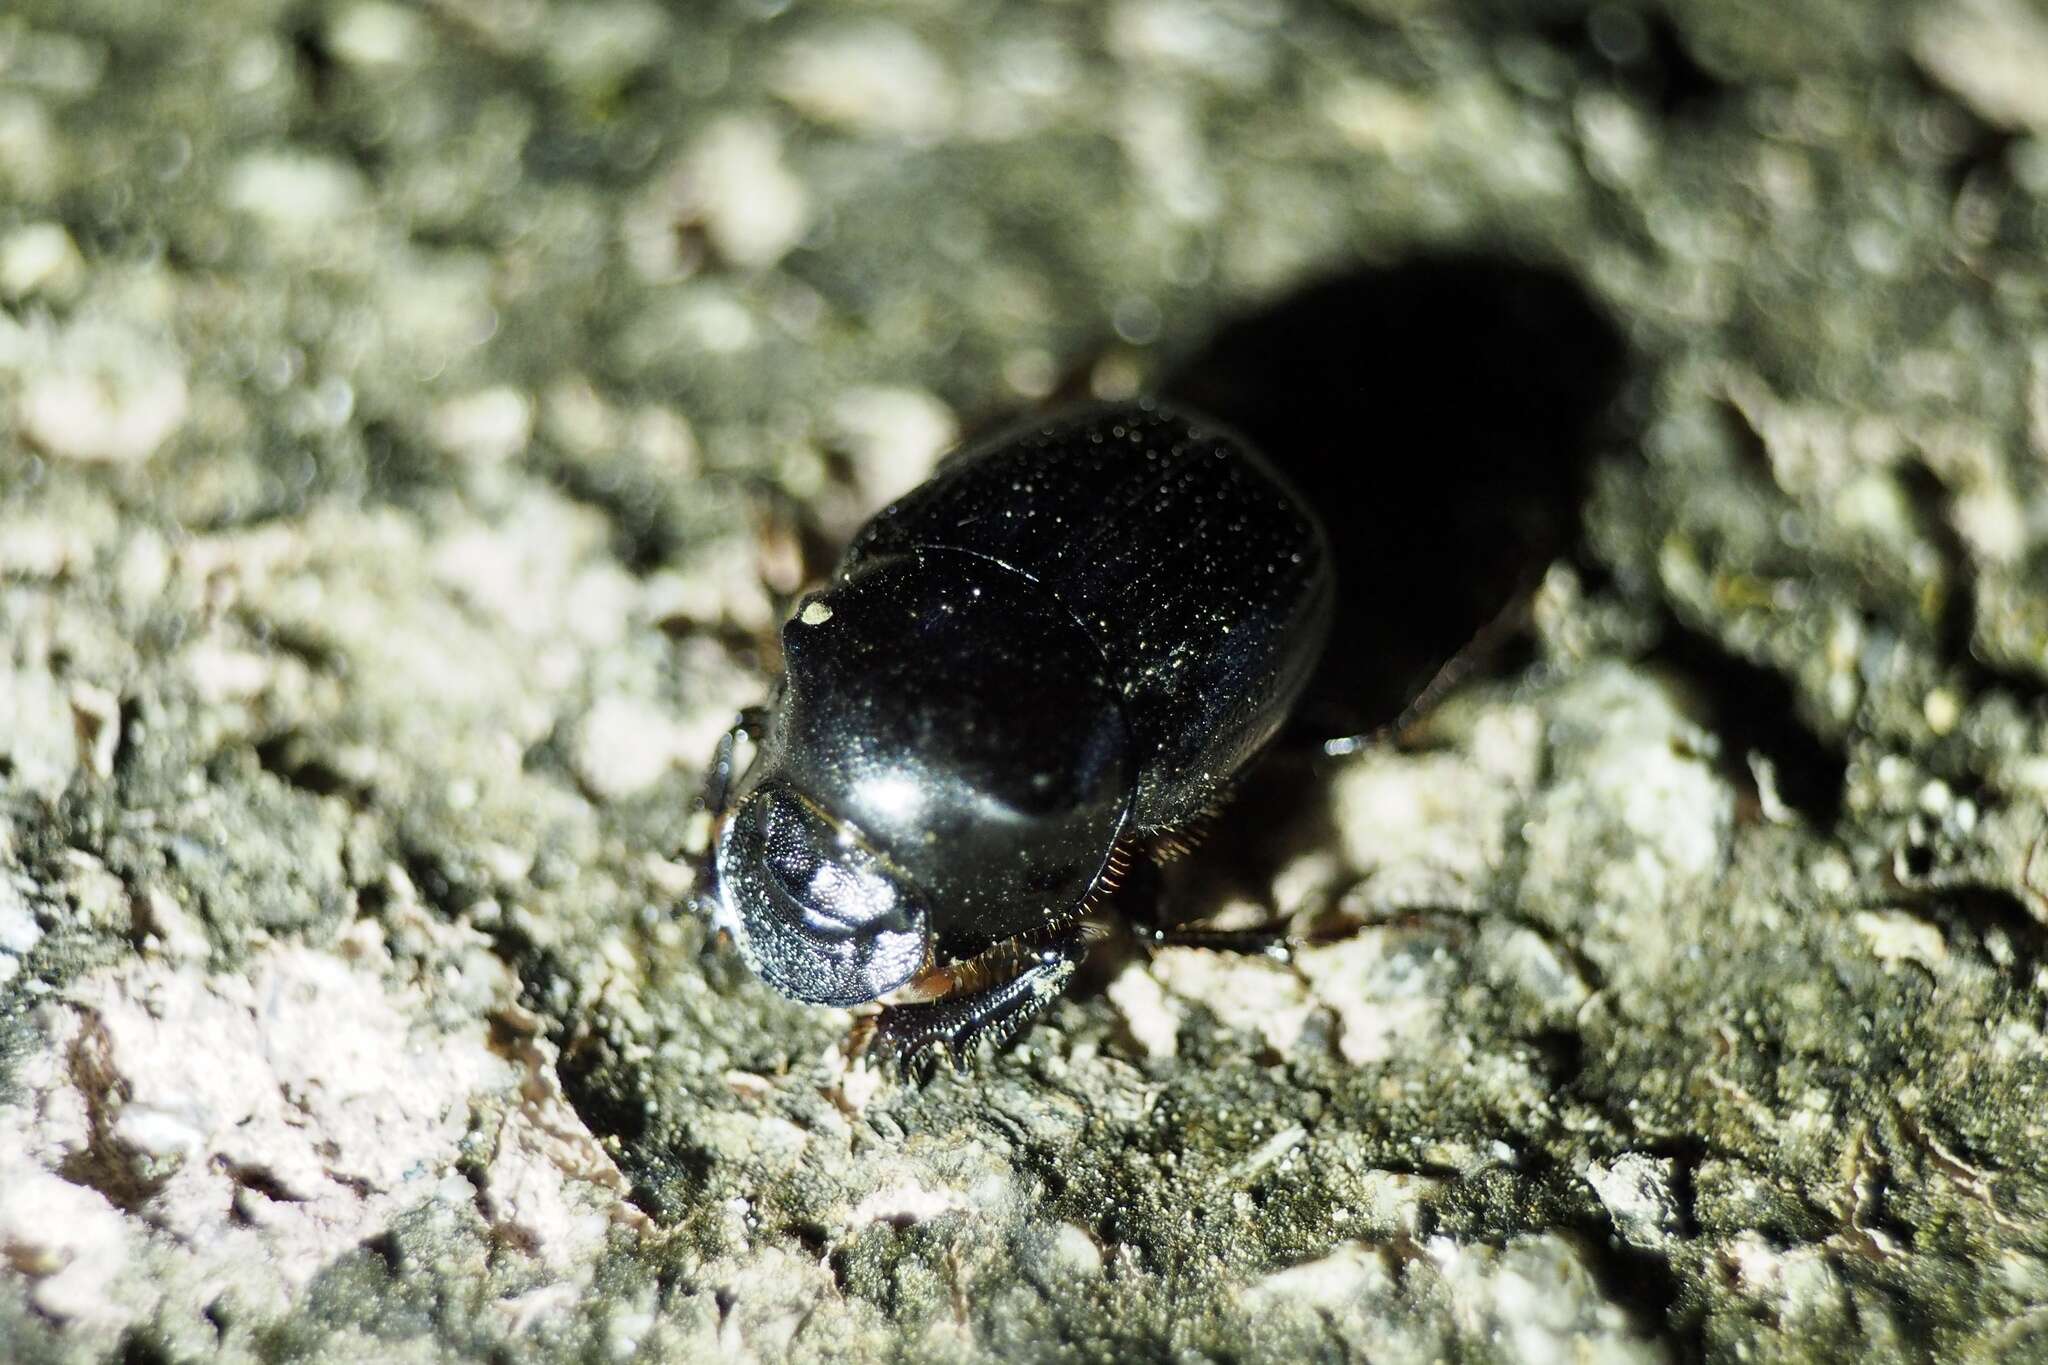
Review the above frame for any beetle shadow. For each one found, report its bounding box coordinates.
[1163,252,1627,735]
[1149,252,1630,921]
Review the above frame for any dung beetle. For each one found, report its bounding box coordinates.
[699,400,1334,1072]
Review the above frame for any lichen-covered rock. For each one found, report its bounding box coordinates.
[5,0,2048,1361]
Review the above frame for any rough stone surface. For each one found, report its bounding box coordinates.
[5,1,2048,1361]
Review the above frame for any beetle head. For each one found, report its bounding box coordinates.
[713,782,930,1006]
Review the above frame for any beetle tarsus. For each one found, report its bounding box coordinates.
[869,931,1090,1078]
[699,705,771,817]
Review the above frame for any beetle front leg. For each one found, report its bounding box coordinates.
[869,928,1092,1078]
[688,705,771,941]
[698,704,771,820]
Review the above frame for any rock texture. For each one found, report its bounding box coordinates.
[4,1,2048,1361]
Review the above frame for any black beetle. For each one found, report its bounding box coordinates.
[699,400,1333,1071]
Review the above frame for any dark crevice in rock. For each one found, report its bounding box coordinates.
[1712,393,1776,482]
[786,1221,832,1264]
[532,448,691,576]
[1531,1154,1709,1362]
[254,731,362,802]
[285,11,342,109]
[116,1331,173,1365]
[247,617,352,681]
[221,1158,305,1206]
[1805,453,2048,710]
[1894,462,1980,666]
[1647,616,1848,828]
[1575,1229,1708,1365]
[1900,64,2029,200]
[362,418,454,508]
[1524,1026,1589,1095]
[1884,881,2048,987]
[395,842,482,920]
[1535,2,1738,121]
[1642,1136,1709,1242]
[359,1229,404,1275]
[552,1041,651,1148]
[546,1027,700,1224]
